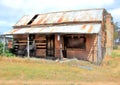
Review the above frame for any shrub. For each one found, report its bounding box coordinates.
[0,42,15,57]
[0,42,3,55]
[3,50,15,57]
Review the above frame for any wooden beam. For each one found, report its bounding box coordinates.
[59,34,63,60]
[97,30,102,65]
[27,34,30,58]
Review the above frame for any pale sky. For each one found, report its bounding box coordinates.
[0,0,120,34]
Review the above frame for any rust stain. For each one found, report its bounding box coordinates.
[37,15,46,24]
[19,15,34,25]
[57,13,64,23]
[15,16,27,26]
[88,25,93,33]
[37,18,44,24]
[15,9,103,26]
[57,17,63,23]
[82,24,86,29]
[42,19,47,24]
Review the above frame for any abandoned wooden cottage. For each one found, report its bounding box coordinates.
[4,8,114,64]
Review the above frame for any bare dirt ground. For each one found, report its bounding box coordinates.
[0,80,120,85]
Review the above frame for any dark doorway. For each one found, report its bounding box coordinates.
[46,35,55,57]
[63,36,67,58]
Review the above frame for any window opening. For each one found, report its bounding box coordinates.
[27,14,39,25]
[66,35,86,49]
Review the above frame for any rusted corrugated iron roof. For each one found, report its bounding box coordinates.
[14,9,104,26]
[5,23,101,35]
[15,15,35,26]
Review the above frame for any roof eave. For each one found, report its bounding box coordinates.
[13,21,102,28]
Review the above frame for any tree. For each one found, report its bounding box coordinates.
[114,22,119,40]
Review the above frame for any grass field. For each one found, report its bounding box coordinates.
[0,50,120,85]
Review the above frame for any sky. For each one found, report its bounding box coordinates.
[0,0,120,34]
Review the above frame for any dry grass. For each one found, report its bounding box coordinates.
[0,50,120,85]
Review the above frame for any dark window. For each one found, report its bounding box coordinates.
[29,34,35,40]
[29,34,35,45]
[66,36,86,49]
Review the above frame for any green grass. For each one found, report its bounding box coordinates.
[0,51,120,84]
[111,50,120,58]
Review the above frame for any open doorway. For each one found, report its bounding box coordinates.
[46,35,55,57]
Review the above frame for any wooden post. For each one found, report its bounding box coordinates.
[59,34,63,60]
[97,30,102,65]
[27,34,30,58]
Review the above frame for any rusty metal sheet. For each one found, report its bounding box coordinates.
[15,15,34,26]
[31,9,103,25]
[4,24,101,35]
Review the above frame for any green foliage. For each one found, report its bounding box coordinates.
[114,31,118,40]
[114,22,119,40]
[0,42,3,55]
[3,50,15,57]
[0,42,15,57]
[111,51,120,58]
